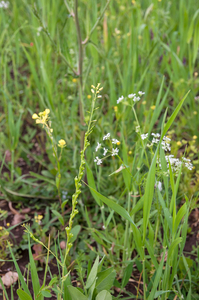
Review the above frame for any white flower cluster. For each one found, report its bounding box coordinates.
[94,133,120,165]
[37,27,43,36]
[0,1,9,8]
[157,155,183,174]
[116,91,145,104]
[141,132,193,174]
[141,132,171,152]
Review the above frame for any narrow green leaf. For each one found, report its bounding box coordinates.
[41,290,52,297]
[96,268,116,293]
[147,249,166,300]
[86,163,101,206]
[67,286,88,300]
[86,184,144,258]
[121,262,133,288]
[52,209,64,226]
[174,202,187,233]
[161,91,190,137]
[85,255,99,289]
[167,237,182,263]
[29,171,56,185]
[96,290,112,300]
[17,289,33,300]
[28,235,42,300]
[0,276,9,300]
[154,290,172,298]
[8,244,32,297]
[70,225,81,243]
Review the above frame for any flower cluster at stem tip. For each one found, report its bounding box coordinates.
[32,109,66,149]
[94,133,120,166]
[117,91,145,104]
[140,131,193,174]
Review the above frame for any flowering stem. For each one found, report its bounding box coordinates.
[61,84,102,293]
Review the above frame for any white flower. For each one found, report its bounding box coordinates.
[94,157,102,165]
[103,148,108,156]
[133,96,140,102]
[152,138,160,144]
[161,141,171,152]
[141,133,148,140]
[151,133,160,138]
[103,133,110,140]
[138,91,145,96]
[117,95,124,104]
[37,26,43,36]
[111,148,119,156]
[163,136,171,142]
[95,142,101,152]
[112,138,119,144]
[0,1,9,8]
[156,181,162,191]
[128,93,136,98]
[136,125,140,133]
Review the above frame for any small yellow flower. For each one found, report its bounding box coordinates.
[128,150,132,155]
[193,135,197,140]
[142,101,146,105]
[114,106,118,112]
[38,215,43,220]
[32,109,50,125]
[87,95,91,99]
[58,139,66,148]
[176,141,182,146]
[72,78,77,83]
[193,111,197,115]
[32,113,39,119]
[0,226,3,230]
[7,223,10,227]
[151,105,156,110]
[117,141,121,146]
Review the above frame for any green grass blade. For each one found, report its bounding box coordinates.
[161,91,190,138]
[28,235,43,300]
[7,243,32,297]
[147,248,166,300]
[17,289,33,300]
[86,184,144,258]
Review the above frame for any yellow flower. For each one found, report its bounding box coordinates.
[87,95,91,99]
[7,223,10,227]
[32,109,50,125]
[114,106,118,112]
[142,101,146,105]
[193,111,197,115]
[193,135,197,140]
[0,226,3,230]
[176,141,182,146]
[117,141,121,146]
[151,105,156,110]
[128,150,132,155]
[32,113,39,119]
[38,215,43,220]
[72,78,77,83]
[58,139,66,148]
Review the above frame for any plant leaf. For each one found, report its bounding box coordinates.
[67,286,88,300]
[96,290,112,300]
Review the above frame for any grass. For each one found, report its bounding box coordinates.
[0,0,199,299]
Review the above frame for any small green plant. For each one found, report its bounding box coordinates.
[6,84,115,300]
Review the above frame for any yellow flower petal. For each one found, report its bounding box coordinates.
[32,113,39,119]
[58,139,66,148]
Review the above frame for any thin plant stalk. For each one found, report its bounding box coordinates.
[61,84,103,293]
